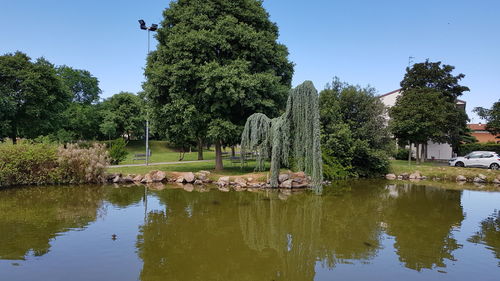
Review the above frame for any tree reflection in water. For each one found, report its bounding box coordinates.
[0,185,103,260]
[383,184,464,271]
[136,182,466,280]
[468,210,500,266]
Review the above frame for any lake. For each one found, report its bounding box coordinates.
[0,181,499,281]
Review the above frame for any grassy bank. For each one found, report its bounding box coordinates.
[390,160,500,181]
[121,140,216,165]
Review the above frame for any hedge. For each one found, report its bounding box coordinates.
[457,143,500,156]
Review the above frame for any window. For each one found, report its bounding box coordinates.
[481,153,494,158]
[468,152,482,159]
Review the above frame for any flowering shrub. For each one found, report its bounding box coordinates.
[57,143,109,184]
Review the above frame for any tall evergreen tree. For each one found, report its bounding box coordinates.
[144,0,294,169]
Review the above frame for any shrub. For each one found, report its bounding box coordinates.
[57,143,109,184]
[394,148,413,160]
[351,140,390,178]
[107,138,128,165]
[458,143,500,156]
[0,142,60,187]
[322,150,353,180]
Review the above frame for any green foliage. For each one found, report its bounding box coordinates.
[0,142,109,187]
[107,138,128,165]
[145,0,294,168]
[474,99,500,136]
[100,92,144,140]
[319,77,391,178]
[241,81,323,190]
[0,142,59,186]
[394,148,412,161]
[398,60,470,151]
[0,52,71,143]
[56,65,101,104]
[457,143,500,156]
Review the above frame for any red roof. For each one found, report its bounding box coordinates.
[468,123,487,131]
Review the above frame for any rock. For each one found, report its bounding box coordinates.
[199,170,211,175]
[292,171,306,179]
[106,173,119,181]
[397,175,403,180]
[218,186,230,192]
[473,177,487,183]
[112,175,121,183]
[133,174,144,182]
[151,171,167,182]
[478,174,487,180]
[492,178,500,184]
[278,173,290,183]
[456,175,467,182]
[247,177,254,182]
[409,172,421,180]
[385,174,397,180]
[280,179,293,189]
[122,175,134,183]
[234,177,247,187]
[233,186,245,192]
[400,173,410,180]
[292,181,309,188]
[182,172,195,183]
[194,180,203,185]
[141,172,155,183]
[176,176,185,183]
[217,176,230,186]
[195,172,207,181]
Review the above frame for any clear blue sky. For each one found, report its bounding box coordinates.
[1,0,499,121]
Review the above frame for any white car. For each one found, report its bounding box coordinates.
[449,151,500,170]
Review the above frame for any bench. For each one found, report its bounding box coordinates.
[133,153,147,161]
[230,156,247,167]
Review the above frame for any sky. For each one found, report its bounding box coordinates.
[1,0,499,122]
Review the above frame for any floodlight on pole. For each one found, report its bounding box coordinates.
[138,19,158,166]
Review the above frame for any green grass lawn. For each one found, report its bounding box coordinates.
[120,140,216,164]
[390,159,500,181]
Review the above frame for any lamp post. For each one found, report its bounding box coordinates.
[138,19,158,166]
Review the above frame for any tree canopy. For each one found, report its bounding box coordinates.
[474,100,500,136]
[56,65,101,104]
[0,52,71,143]
[144,0,294,169]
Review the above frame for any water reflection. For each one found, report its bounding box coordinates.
[136,182,466,280]
[0,186,103,260]
[383,184,464,271]
[468,210,500,266]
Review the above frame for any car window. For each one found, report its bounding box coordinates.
[482,153,494,158]
[468,152,482,158]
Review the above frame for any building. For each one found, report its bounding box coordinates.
[379,89,466,160]
[468,123,500,143]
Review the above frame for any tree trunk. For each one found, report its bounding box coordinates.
[206,143,211,150]
[178,148,185,161]
[416,143,420,165]
[10,123,17,145]
[231,146,236,157]
[215,140,223,171]
[197,138,204,160]
[421,143,426,163]
[408,142,412,166]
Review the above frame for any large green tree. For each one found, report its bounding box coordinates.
[145,0,294,170]
[100,92,144,140]
[319,78,391,178]
[56,65,101,104]
[474,99,500,137]
[0,52,71,144]
[398,60,470,153]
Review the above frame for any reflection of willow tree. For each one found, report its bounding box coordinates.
[468,210,500,266]
[383,184,464,271]
[0,186,103,260]
[105,185,145,208]
[137,185,385,281]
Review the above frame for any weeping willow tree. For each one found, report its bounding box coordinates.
[241,81,323,190]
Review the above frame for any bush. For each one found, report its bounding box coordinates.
[0,142,109,187]
[394,148,412,160]
[322,150,353,180]
[57,143,109,184]
[351,140,390,178]
[458,143,500,156]
[0,142,60,186]
[107,138,128,165]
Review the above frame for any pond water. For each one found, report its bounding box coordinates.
[0,181,499,281]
